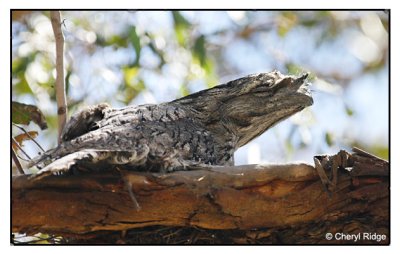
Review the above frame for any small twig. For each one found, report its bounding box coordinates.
[61,18,67,28]
[50,11,68,144]
[313,157,331,196]
[11,137,31,160]
[12,147,25,175]
[16,154,30,162]
[12,123,45,152]
[352,147,388,162]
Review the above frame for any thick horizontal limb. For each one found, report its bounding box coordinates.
[12,150,389,244]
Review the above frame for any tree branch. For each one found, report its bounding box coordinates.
[50,11,68,144]
[11,149,389,244]
[11,146,25,175]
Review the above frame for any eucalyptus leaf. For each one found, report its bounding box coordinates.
[129,27,141,66]
[12,101,48,130]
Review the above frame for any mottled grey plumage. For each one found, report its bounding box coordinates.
[29,71,313,179]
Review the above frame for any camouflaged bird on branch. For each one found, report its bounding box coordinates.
[28,71,313,179]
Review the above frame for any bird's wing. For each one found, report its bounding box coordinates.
[30,146,151,180]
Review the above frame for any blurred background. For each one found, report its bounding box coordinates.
[11,10,389,173]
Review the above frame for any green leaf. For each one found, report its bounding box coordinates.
[12,54,36,96]
[285,63,302,75]
[325,132,334,147]
[193,35,206,67]
[145,32,166,69]
[203,59,217,88]
[123,66,139,85]
[148,37,166,68]
[122,67,145,103]
[301,19,318,27]
[277,12,298,37]
[12,101,48,130]
[12,54,36,74]
[124,79,145,104]
[172,11,190,46]
[12,75,34,95]
[101,34,129,47]
[345,105,354,116]
[172,11,190,28]
[179,82,190,97]
[128,27,141,66]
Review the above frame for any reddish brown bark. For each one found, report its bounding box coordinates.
[12,149,389,244]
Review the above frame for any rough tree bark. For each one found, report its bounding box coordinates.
[12,148,389,244]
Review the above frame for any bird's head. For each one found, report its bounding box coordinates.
[174,71,313,148]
